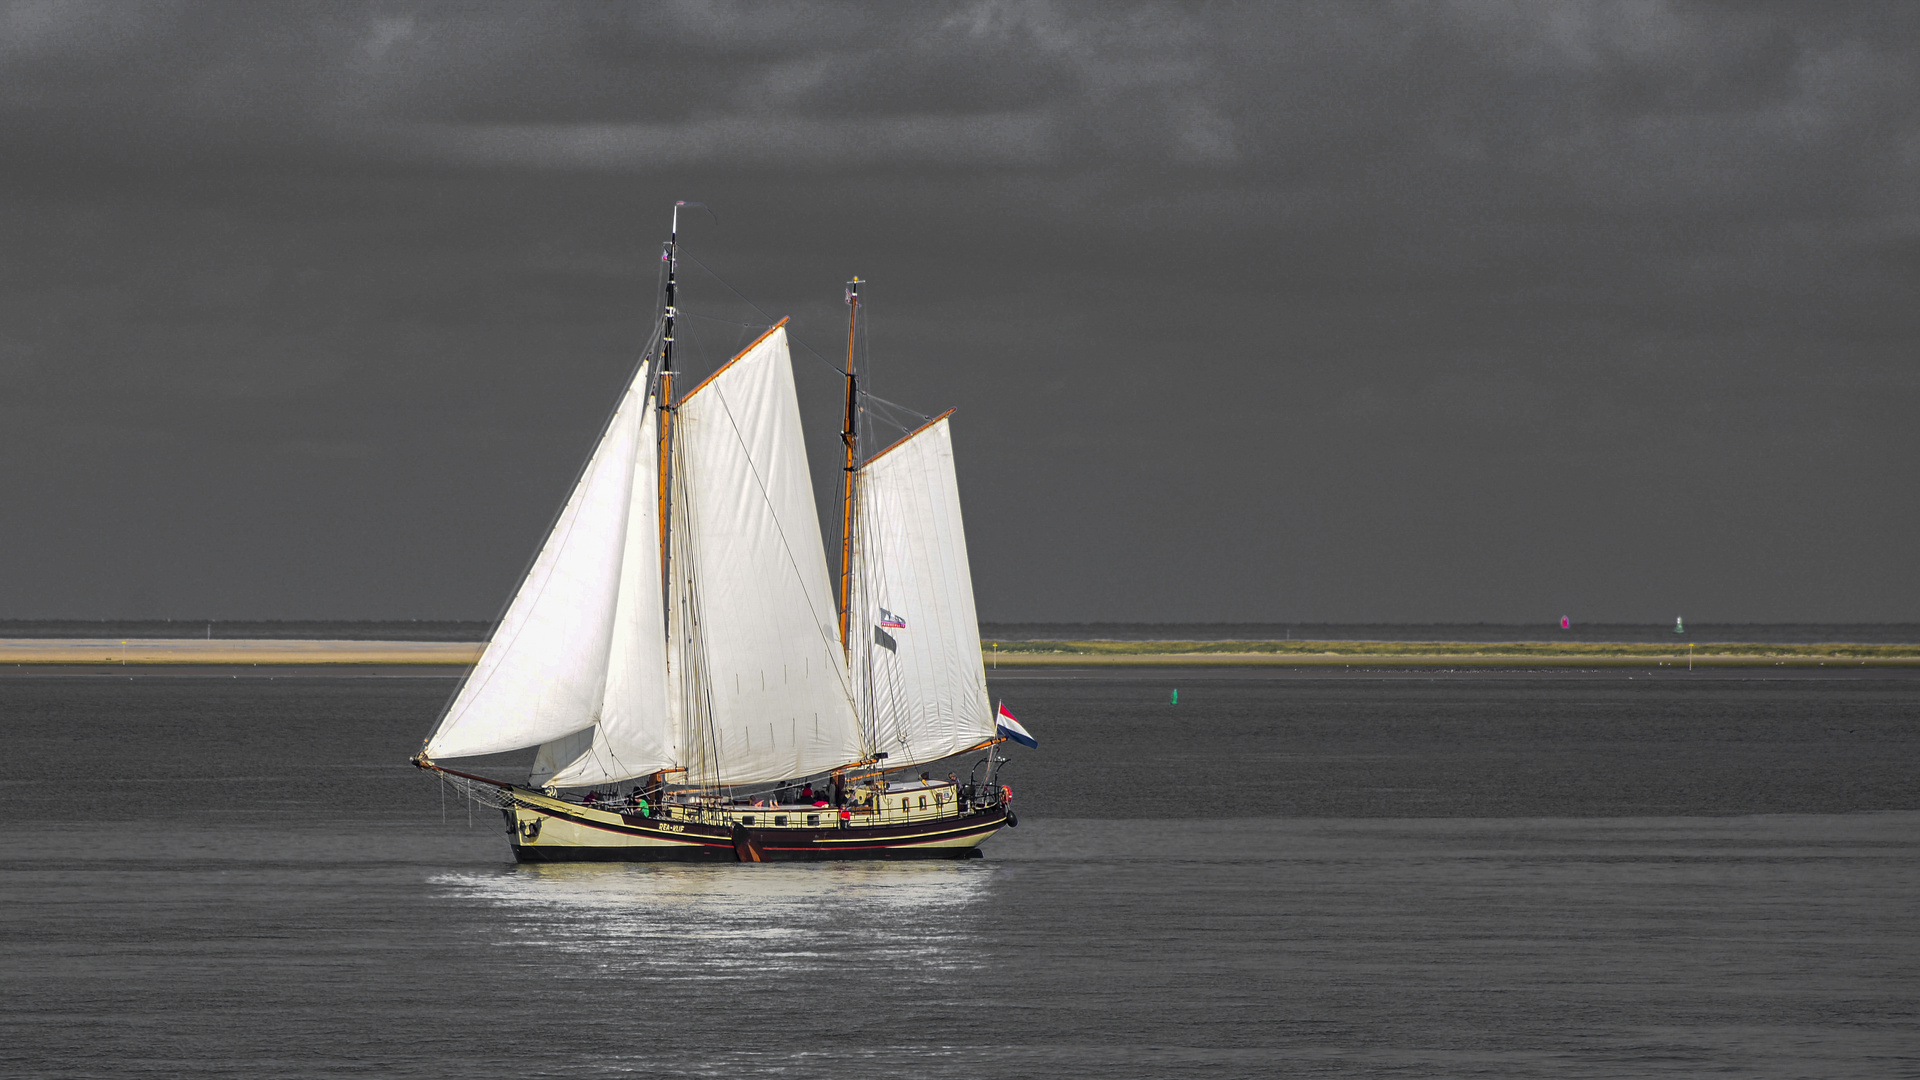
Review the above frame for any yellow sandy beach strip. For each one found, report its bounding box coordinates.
[982,651,1920,668]
[982,638,1920,666]
[0,639,484,665]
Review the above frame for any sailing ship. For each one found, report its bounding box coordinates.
[412,206,1022,861]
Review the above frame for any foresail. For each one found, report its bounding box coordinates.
[675,326,866,785]
[851,415,994,769]
[529,725,596,785]
[538,398,676,788]
[425,368,652,760]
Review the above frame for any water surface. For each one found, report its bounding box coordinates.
[2,670,1914,1077]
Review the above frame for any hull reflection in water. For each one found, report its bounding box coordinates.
[431,858,996,979]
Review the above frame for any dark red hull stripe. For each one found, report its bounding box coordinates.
[510,844,987,863]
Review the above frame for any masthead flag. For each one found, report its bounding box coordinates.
[996,702,1037,748]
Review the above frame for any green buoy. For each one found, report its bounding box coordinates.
[1170,688,1178,704]
[1674,617,1685,634]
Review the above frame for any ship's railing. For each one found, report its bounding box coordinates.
[556,783,1008,828]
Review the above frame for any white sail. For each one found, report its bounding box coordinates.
[537,398,677,788]
[850,415,995,768]
[528,725,596,785]
[424,367,654,760]
[674,325,866,785]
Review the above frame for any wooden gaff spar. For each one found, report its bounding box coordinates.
[412,207,1019,861]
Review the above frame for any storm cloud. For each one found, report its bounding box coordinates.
[1,1,1915,621]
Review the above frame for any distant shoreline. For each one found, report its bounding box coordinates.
[984,639,1920,667]
[982,639,1920,662]
[3,637,1916,668]
[0,639,482,665]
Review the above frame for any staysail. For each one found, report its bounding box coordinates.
[424,364,663,760]
[674,325,867,785]
[850,414,995,768]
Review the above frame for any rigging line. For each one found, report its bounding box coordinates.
[671,437,724,801]
[864,416,920,441]
[788,329,852,379]
[706,379,860,708]
[678,314,711,377]
[860,402,932,440]
[677,310,772,327]
[856,406,926,444]
[684,254,773,322]
[684,255,851,377]
[860,391,934,423]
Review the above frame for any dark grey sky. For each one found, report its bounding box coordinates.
[2,2,1915,623]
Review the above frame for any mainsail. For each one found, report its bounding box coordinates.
[424,361,662,760]
[673,326,867,784]
[850,414,995,768]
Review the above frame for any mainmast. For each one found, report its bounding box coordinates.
[658,204,684,592]
[837,276,861,654]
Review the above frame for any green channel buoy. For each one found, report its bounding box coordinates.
[1171,688,1178,704]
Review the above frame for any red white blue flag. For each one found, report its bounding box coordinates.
[879,607,906,629]
[996,702,1037,748]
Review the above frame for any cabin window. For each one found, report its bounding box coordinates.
[742,815,755,825]
[807,814,819,826]
[919,796,927,809]
[774,814,788,826]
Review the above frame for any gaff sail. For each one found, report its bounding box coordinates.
[673,327,866,785]
[850,414,995,768]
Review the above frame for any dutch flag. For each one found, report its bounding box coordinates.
[996,702,1038,748]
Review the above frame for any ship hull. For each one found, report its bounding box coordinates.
[501,787,1008,862]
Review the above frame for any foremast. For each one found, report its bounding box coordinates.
[832,281,1006,780]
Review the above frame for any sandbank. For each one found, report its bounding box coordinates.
[3,637,1917,668]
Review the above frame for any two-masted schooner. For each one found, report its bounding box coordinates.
[412,206,1024,861]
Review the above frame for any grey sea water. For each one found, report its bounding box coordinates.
[3,669,1916,1077]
